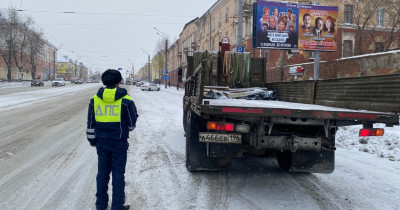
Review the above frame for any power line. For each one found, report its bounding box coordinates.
[40,22,186,26]
[10,8,196,18]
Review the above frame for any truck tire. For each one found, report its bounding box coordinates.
[183,96,189,134]
[185,110,231,171]
[183,109,188,133]
[276,134,335,174]
[275,150,292,172]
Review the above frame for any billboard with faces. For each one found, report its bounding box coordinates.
[253,1,299,49]
[253,1,338,51]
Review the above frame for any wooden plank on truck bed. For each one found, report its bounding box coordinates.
[204,86,230,91]
[226,87,269,99]
[229,87,268,93]
[203,87,270,99]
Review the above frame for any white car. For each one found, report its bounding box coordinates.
[140,83,160,91]
[52,78,66,86]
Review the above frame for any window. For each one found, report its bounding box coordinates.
[235,0,238,13]
[377,8,385,27]
[213,18,215,31]
[233,27,237,43]
[343,40,353,57]
[376,42,384,52]
[344,5,353,24]
[308,51,315,59]
[246,18,252,36]
[226,7,229,23]
[219,13,222,26]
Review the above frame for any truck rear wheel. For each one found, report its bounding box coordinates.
[275,135,335,174]
[183,109,188,133]
[185,110,231,171]
[276,150,292,172]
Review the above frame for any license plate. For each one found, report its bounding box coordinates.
[199,132,241,144]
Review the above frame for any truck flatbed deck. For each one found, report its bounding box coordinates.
[201,99,398,125]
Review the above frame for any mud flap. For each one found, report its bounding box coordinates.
[185,111,232,171]
[207,143,242,158]
[291,149,334,174]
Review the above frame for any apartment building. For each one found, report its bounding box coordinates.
[0,38,57,81]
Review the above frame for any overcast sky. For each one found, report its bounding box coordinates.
[0,0,217,76]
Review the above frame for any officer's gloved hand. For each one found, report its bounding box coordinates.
[88,138,97,147]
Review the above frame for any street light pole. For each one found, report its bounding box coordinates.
[141,48,151,82]
[164,38,168,89]
[148,54,151,82]
[154,27,168,89]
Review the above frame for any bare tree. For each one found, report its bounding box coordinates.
[26,28,44,80]
[353,0,387,55]
[0,8,45,81]
[335,0,399,54]
[12,16,35,80]
[369,0,400,52]
[0,8,19,82]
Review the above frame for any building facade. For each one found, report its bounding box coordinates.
[140,0,400,84]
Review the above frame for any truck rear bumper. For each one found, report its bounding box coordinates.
[258,135,323,152]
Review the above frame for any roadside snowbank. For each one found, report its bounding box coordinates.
[336,123,400,161]
[0,81,32,88]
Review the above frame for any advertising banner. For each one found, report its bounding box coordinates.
[298,4,338,51]
[253,1,299,49]
[58,66,66,74]
[253,1,338,52]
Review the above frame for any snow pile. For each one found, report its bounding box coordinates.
[0,81,32,88]
[336,123,400,161]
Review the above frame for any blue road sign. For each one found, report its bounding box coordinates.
[163,76,170,80]
[237,46,244,52]
[118,67,122,70]
[165,70,168,74]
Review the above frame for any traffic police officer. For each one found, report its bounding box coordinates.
[87,69,138,210]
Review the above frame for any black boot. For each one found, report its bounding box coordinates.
[116,205,130,210]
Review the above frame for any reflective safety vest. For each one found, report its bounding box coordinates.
[93,88,133,123]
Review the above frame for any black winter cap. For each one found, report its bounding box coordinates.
[102,69,122,86]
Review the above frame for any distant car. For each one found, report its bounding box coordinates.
[94,80,101,83]
[85,79,94,83]
[136,81,144,87]
[31,79,44,87]
[141,83,160,91]
[52,78,66,86]
[125,80,132,85]
[74,79,83,84]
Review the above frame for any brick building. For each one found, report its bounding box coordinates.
[139,0,400,84]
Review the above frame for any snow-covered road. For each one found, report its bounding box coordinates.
[0,83,399,209]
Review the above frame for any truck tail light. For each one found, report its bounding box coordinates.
[207,122,234,132]
[359,128,384,136]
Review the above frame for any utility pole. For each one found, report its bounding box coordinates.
[74,60,77,79]
[148,54,151,82]
[164,38,168,89]
[314,51,320,80]
[53,50,56,79]
[154,27,168,89]
[141,48,151,82]
[236,0,243,50]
